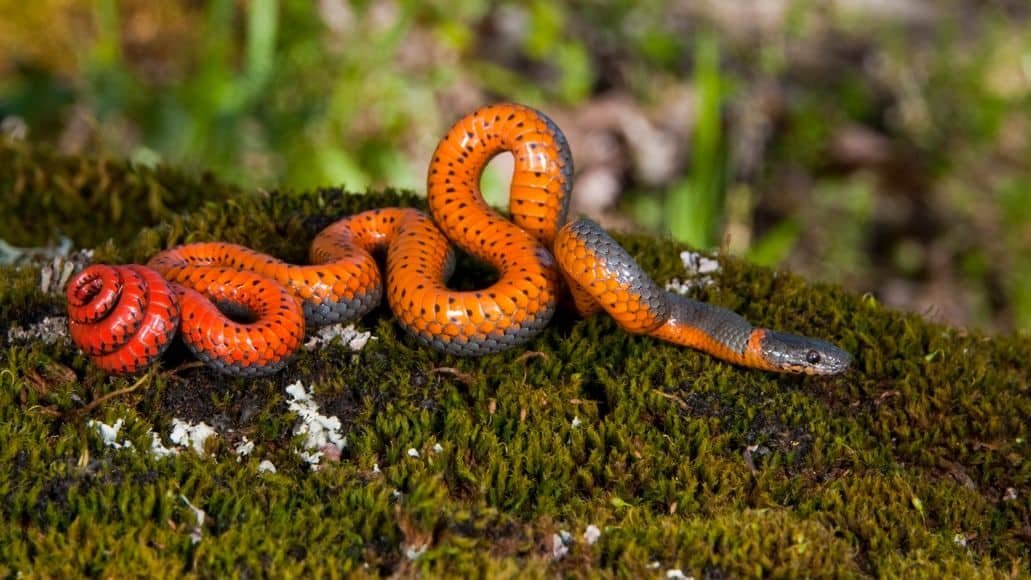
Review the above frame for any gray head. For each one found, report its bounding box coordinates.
[760,331,852,375]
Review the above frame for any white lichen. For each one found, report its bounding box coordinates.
[6,316,69,346]
[89,418,133,450]
[258,460,277,473]
[180,495,206,544]
[666,250,720,295]
[403,543,428,561]
[39,255,77,295]
[303,323,374,351]
[285,380,347,470]
[584,524,601,545]
[169,419,218,456]
[149,432,179,458]
[551,533,569,560]
[89,418,193,459]
[234,436,255,461]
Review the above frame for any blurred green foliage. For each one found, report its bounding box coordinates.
[666,33,727,249]
[14,0,626,192]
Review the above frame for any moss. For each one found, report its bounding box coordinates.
[0,140,245,249]
[0,143,1028,577]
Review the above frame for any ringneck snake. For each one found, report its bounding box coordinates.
[66,103,851,376]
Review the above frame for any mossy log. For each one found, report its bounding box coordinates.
[1,141,1028,577]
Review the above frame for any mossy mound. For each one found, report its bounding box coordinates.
[1,143,1028,577]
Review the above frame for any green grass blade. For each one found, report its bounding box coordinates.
[667,33,726,248]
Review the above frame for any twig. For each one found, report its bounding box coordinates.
[64,372,151,419]
[429,366,476,385]
[516,351,549,364]
[652,389,689,411]
[162,361,207,378]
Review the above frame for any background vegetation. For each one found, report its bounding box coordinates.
[1,3,1029,576]
[2,0,1030,332]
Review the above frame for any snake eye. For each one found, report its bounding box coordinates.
[806,350,821,364]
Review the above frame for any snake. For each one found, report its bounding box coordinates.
[66,103,852,376]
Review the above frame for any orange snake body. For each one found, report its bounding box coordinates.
[66,104,851,376]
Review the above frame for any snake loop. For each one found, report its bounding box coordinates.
[67,264,179,374]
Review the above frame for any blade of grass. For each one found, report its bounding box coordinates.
[245,0,278,96]
[91,0,122,67]
[667,33,725,248]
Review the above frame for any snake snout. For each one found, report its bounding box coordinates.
[761,331,852,375]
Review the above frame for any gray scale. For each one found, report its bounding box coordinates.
[533,109,575,224]
[187,342,291,377]
[304,285,383,326]
[401,296,557,356]
[665,294,753,355]
[564,219,671,321]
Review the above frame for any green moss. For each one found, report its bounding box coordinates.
[0,144,1028,577]
[0,140,245,249]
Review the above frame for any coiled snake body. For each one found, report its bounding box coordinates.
[67,104,851,376]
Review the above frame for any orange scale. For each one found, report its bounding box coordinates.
[520,284,541,300]
[413,290,434,317]
[359,271,379,288]
[480,303,504,322]
[430,298,451,327]
[491,293,517,314]
[462,298,486,324]
[400,313,420,331]
[214,327,237,357]
[509,291,529,309]
[246,332,267,354]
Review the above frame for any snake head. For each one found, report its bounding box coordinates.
[760,331,852,375]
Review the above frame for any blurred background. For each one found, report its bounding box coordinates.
[1,0,1029,332]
